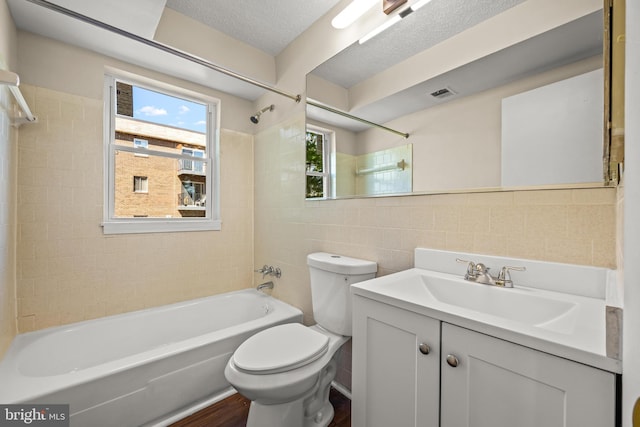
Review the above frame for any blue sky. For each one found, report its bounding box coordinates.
[132,86,207,133]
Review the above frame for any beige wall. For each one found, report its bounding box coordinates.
[17,32,256,135]
[0,0,18,357]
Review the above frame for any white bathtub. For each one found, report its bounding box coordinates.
[0,289,303,426]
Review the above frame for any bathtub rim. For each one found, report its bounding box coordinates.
[0,288,303,404]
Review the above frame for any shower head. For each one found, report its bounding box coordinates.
[250,104,274,124]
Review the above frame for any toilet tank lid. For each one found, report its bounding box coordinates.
[307,252,377,275]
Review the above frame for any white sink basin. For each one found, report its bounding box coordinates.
[360,269,580,332]
[420,274,577,326]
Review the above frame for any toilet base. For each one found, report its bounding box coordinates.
[244,354,340,427]
[246,399,335,427]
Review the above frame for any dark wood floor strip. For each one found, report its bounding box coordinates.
[170,387,350,427]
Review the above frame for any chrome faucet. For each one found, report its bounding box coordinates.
[456,258,525,288]
[472,263,496,285]
[256,281,274,292]
[254,265,282,279]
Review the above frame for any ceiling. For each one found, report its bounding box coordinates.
[164,0,343,56]
[312,0,526,89]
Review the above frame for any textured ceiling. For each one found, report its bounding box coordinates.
[165,0,342,56]
[312,0,527,88]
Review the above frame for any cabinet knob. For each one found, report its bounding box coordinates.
[418,343,430,355]
[446,354,459,367]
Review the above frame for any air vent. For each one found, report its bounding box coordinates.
[429,87,457,99]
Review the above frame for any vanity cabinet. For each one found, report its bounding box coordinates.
[440,323,616,427]
[351,296,440,427]
[352,295,617,427]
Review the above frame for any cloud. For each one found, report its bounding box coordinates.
[137,106,168,116]
[194,120,206,126]
[179,105,190,114]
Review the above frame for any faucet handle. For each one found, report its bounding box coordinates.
[254,265,271,278]
[496,266,526,287]
[456,258,476,279]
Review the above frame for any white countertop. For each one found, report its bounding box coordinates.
[351,267,621,374]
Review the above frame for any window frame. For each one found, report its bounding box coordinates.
[133,138,149,157]
[305,124,334,199]
[102,71,221,234]
[133,176,149,193]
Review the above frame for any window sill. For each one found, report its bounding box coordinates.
[102,219,221,235]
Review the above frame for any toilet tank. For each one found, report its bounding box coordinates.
[307,253,377,336]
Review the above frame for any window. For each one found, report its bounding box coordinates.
[180,148,205,173]
[103,72,220,234]
[306,126,332,199]
[133,138,149,157]
[133,176,148,193]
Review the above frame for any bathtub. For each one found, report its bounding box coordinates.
[0,289,303,426]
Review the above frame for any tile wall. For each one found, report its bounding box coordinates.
[15,85,255,332]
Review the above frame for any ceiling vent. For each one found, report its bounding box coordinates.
[429,87,457,99]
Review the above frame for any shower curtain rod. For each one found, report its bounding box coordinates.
[307,98,409,139]
[25,0,302,103]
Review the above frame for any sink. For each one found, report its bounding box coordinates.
[420,274,577,326]
[350,249,619,374]
[373,270,578,329]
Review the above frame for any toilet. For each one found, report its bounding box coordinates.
[224,252,377,427]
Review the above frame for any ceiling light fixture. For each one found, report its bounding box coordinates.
[359,0,434,44]
[332,0,378,29]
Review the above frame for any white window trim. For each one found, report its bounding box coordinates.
[102,71,221,234]
[306,124,335,199]
[133,138,149,157]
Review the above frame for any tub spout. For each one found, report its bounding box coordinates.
[257,281,274,292]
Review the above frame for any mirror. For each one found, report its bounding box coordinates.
[306,1,606,199]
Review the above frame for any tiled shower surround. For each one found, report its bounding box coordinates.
[15,85,254,332]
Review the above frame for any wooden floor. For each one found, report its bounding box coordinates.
[170,388,351,427]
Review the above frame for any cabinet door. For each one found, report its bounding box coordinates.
[441,323,616,427]
[352,296,440,427]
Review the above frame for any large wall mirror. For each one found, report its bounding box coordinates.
[305,0,612,199]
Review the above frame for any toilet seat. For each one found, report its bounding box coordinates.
[232,323,329,375]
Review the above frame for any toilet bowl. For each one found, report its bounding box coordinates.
[224,253,377,427]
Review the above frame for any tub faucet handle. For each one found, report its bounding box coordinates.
[254,265,272,278]
[253,265,281,279]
